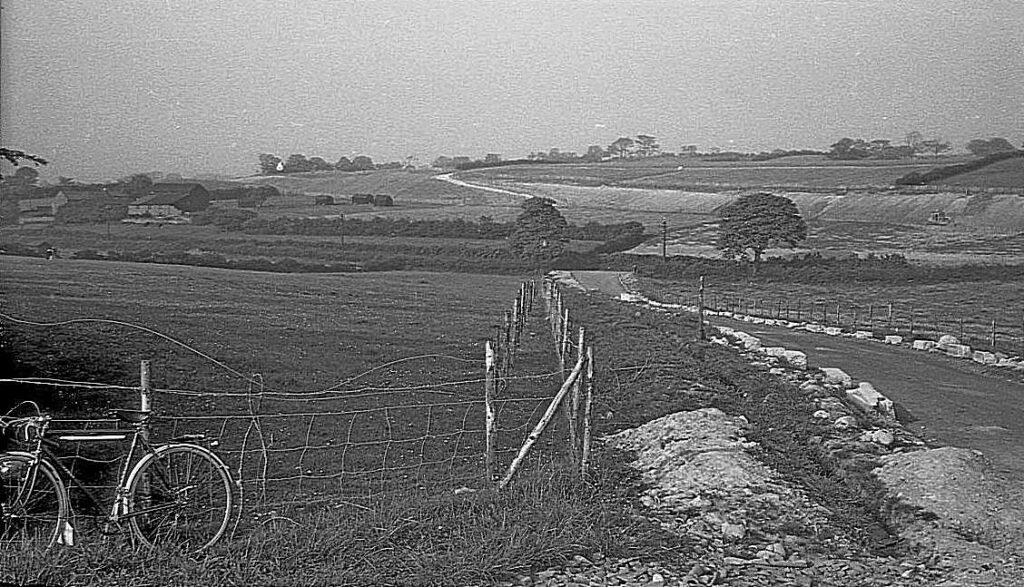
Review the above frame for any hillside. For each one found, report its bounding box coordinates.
[928,155,1024,188]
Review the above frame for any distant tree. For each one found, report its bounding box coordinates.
[828,138,871,159]
[9,166,41,186]
[351,155,375,171]
[0,148,47,181]
[335,156,355,172]
[258,153,283,175]
[919,139,951,156]
[431,156,454,169]
[635,135,660,157]
[608,137,635,158]
[510,197,568,263]
[57,176,75,186]
[124,173,153,196]
[284,154,314,173]
[965,137,1017,157]
[905,131,923,152]
[716,192,807,271]
[308,156,334,172]
[583,145,605,162]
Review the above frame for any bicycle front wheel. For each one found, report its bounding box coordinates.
[125,444,233,553]
[0,452,69,548]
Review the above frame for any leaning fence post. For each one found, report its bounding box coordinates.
[991,318,997,351]
[499,350,586,490]
[139,360,152,444]
[485,341,496,482]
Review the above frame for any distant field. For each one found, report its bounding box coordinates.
[459,156,982,190]
[930,156,1024,188]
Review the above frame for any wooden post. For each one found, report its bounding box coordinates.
[560,306,571,374]
[991,318,997,351]
[499,352,586,490]
[888,302,894,327]
[485,341,496,482]
[581,345,595,478]
[697,276,706,341]
[139,360,152,445]
[852,306,858,330]
[959,316,965,341]
[868,304,874,330]
[909,306,915,336]
[836,301,841,328]
[796,299,802,321]
[567,327,585,468]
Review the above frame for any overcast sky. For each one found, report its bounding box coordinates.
[2,0,1022,181]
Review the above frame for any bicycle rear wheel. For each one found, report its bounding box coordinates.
[0,452,69,548]
[125,444,233,552]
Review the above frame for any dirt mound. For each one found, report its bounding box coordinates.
[876,447,1024,554]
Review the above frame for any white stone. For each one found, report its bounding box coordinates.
[870,429,896,446]
[825,327,843,336]
[763,346,787,357]
[912,339,937,351]
[938,334,961,347]
[783,350,808,369]
[813,409,830,419]
[945,344,972,358]
[769,367,787,376]
[721,522,746,540]
[805,324,826,333]
[884,335,903,345]
[619,293,644,303]
[834,415,858,430]
[972,351,998,365]
[853,331,873,339]
[821,367,853,387]
[846,381,883,413]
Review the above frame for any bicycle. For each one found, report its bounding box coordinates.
[0,402,234,553]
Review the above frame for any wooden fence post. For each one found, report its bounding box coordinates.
[139,360,152,445]
[567,327,584,468]
[697,276,706,341]
[485,341,496,482]
[581,345,595,479]
[991,318,997,351]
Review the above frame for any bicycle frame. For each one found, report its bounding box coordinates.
[39,424,150,526]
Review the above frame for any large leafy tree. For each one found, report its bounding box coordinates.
[510,197,568,263]
[1,148,47,181]
[716,192,807,269]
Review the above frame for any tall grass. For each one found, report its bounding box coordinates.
[0,456,677,587]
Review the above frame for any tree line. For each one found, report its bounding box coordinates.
[257,153,413,175]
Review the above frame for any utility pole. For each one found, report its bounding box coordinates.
[661,218,667,261]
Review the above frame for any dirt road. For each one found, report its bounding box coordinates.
[572,271,1024,479]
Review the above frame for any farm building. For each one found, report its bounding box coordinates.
[127,183,210,222]
[314,195,336,205]
[373,194,394,206]
[352,194,374,205]
[16,193,68,224]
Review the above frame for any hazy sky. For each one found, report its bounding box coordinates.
[2,0,1022,181]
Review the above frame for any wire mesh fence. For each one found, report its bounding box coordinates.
[1,277,600,534]
[661,289,1024,357]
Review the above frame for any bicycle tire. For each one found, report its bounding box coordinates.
[125,443,233,552]
[0,452,69,548]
